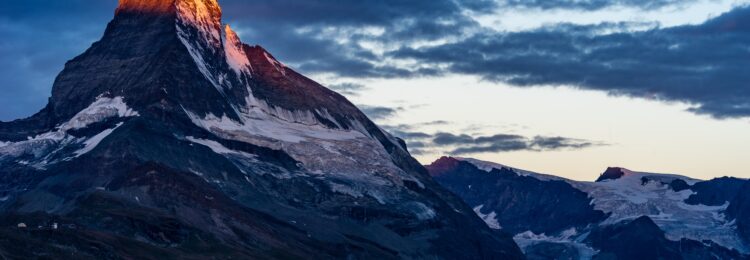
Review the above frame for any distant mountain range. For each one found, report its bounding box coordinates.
[427,156,750,259]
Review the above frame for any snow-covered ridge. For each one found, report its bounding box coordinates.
[175,0,222,48]
[177,24,226,93]
[0,96,138,168]
[263,51,288,76]
[174,0,239,95]
[456,157,565,181]
[222,25,252,77]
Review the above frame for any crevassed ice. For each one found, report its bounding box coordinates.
[185,95,425,205]
[572,172,748,253]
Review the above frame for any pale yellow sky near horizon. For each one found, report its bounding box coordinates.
[336,75,750,182]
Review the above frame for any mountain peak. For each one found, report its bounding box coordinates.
[425,156,462,177]
[116,0,174,14]
[116,0,221,15]
[595,167,633,182]
[116,0,223,47]
[0,0,527,258]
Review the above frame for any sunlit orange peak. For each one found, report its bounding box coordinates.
[116,0,221,15]
[117,0,175,14]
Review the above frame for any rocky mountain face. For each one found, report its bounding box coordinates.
[427,157,607,235]
[427,157,750,259]
[0,0,524,258]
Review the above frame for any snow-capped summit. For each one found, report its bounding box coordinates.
[0,1,524,258]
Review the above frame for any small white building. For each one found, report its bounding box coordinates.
[17,223,26,228]
[51,223,58,230]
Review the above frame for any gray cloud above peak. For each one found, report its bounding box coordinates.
[494,0,697,11]
[1,0,748,121]
[389,7,750,119]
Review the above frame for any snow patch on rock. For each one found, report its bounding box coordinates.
[409,202,437,220]
[473,205,501,229]
[514,228,598,260]
[61,96,139,131]
[186,136,256,159]
[74,123,124,157]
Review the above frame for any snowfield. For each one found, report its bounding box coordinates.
[460,158,749,255]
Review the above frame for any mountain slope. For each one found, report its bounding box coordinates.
[427,157,749,259]
[0,0,523,258]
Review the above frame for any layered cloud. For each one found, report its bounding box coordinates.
[1,0,748,120]
[402,131,604,155]
[494,0,698,10]
[391,7,750,118]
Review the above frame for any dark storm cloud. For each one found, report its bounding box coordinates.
[220,0,474,78]
[390,6,750,118]
[2,0,749,121]
[495,0,695,10]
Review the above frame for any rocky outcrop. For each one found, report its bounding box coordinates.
[727,181,750,245]
[595,167,630,182]
[685,177,747,206]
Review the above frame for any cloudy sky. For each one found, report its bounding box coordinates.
[1,0,749,180]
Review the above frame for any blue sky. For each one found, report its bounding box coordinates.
[1,0,749,180]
